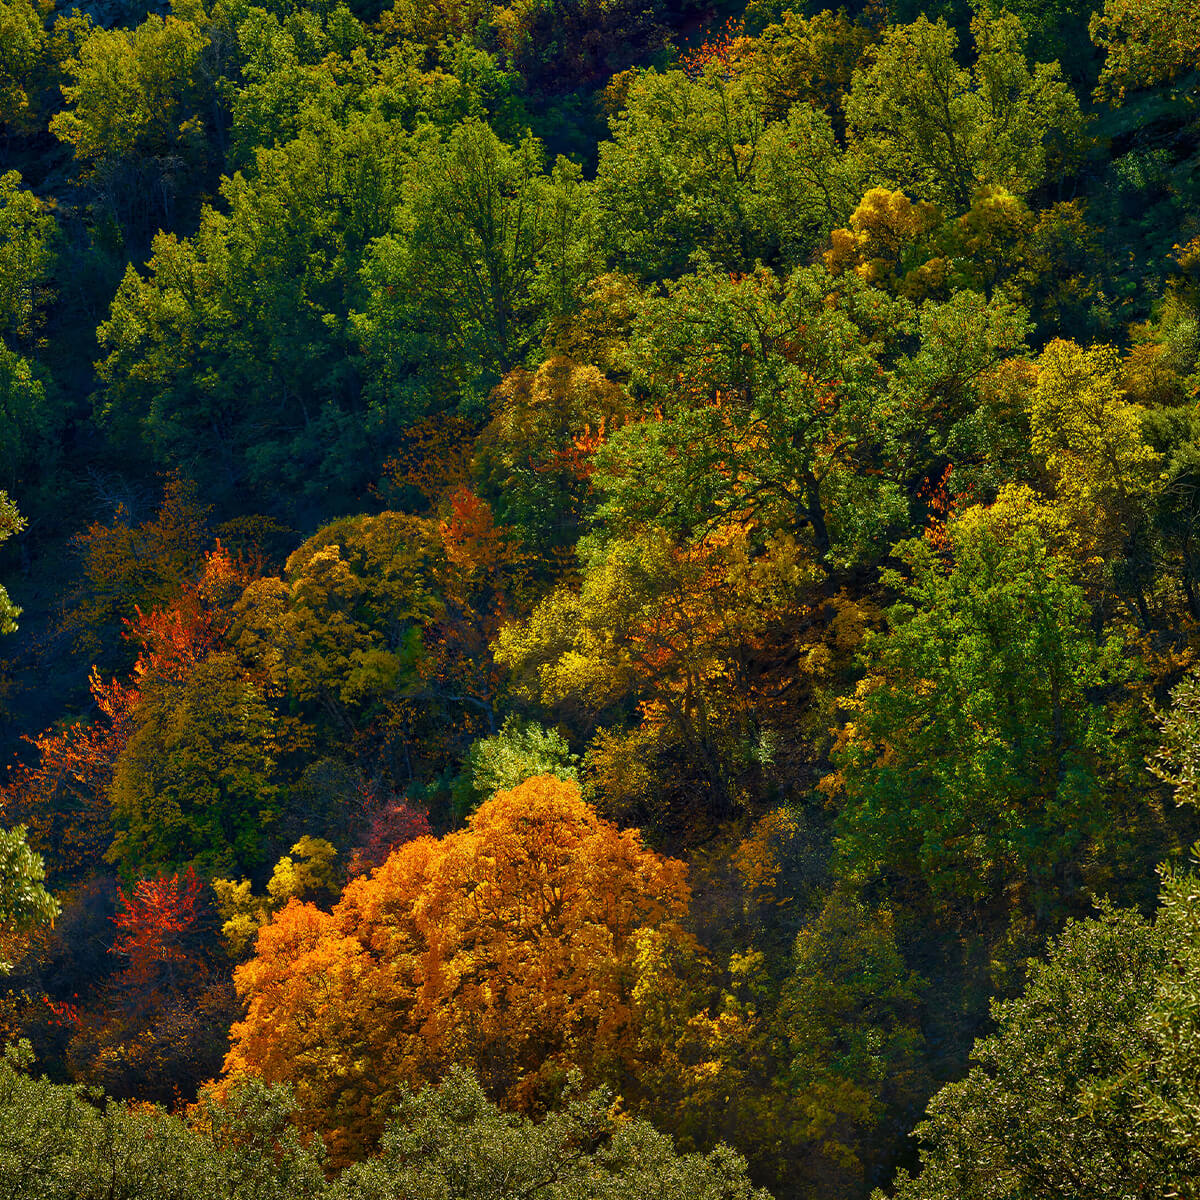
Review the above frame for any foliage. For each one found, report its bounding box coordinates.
[50,12,216,237]
[831,495,1161,934]
[1091,0,1200,99]
[223,776,694,1163]
[333,1066,770,1200]
[106,652,279,879]
[214,837,340,956]
[593,66,857,280]
[451,715,577,817]
[0,824,59,970]
[0,1043,326,1199]
[884,862,1200,1199]
[355,119,591,414]
[0,490,23,635]
[845,11,1083,211]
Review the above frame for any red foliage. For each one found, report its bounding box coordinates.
[112,867,204,989]
[126,543,255,685]
[348,784,432,875]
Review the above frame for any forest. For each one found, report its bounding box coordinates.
[0,0,1198,1194]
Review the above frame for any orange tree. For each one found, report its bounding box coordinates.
[223,775,694,1164]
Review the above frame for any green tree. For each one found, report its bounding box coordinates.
[50,12,216,237]
[107,653,280,879]
[0,0,48,135]
[884,863,1200,1200]
[333,1067,770,1200]
[593,264,1024,566]
[0,824,58,969]
[0,171,57,494]
[0,490,23,635]
[592,66,857,280]
[451,715,578,817]
[96,111,410,508]
[355,118,591,414]
[1091,0,1200,99]
[0,1045,326,1200]
[845,10,1083,211]
[832,494,1161,931]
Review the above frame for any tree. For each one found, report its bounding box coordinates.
[0,490,23,635]
[592,263,1024,566]
[883,863,1200,1200]
[96,112,410,508]
[845,11,1083,211]
[223,776,694,1163]
[50,12,216,238]
[830,494,1162,934]
[1028,339,1162,623]
[496,523,819,825]
[64,473,211,671]
[0,172,57,494]
[355,119,590,414]
[592,66,857,280]
[106,653,280,879]
[0,1042,326,1199]
[0,824,59,970]
[474,354,630,555]
[332,1067,770,1200]
[65,864,236,1103]
[451,716,578,817]
[0,0,48,135]
[1091,0,1200,100]
[230,512,443,743]
[214,837,341,957]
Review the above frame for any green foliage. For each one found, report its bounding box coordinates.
[0,0,48,133]
[593,67,857,280]
[0,171,58,494]
[96,111,410,509]
[333,1066,771,1200]
[50,12,216,236]
[0,825,59,967]
[676,889,929,1200]
[594,263,1025,566]
[833,497,1159,930]
[452,715,577,816]
[1091,0,1200,99]
[0,489,23,635]
[107,654,279,879]
[884,863,1200,1199]
[0,1045,326,1199]
[1153,665,1200,808]
[355,119,592,415]
[845,10,1084,211]
[231,512,442,736]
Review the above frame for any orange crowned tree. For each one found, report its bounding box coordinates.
[223,776,694,1163]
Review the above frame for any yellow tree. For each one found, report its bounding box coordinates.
[1029,339,1162,621]
[223,776,693,1164]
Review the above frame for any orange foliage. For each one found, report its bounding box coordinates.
[224,776,693,1163]
[681,17,750,79]
[376,415,474,511]
[0,669,136,874]
[126,543,255,684]
[2,544,257,878]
